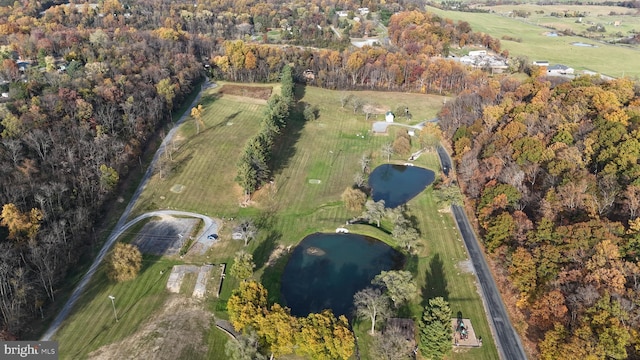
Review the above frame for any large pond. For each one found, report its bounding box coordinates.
[280,233,404,317]
[369,164,435,208]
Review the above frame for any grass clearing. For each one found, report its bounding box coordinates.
[53,256,180,359]
[427,6,640,78]
[57,83,498,359]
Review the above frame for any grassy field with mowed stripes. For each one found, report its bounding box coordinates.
[56,83,499,359]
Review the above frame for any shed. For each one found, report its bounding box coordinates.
[385,111,394,123]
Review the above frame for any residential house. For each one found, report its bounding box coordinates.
[547,64,575,76]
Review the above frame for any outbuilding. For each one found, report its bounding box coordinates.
[385,111,394,123]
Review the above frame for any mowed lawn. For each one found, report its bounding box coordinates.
[130,82,278,218]
[53,256,180,359]
[427,5,640,78]
[60,83,498,359]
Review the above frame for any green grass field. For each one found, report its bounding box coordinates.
[54,83,498,359]
[480,3,640,43]
[54,256,179,359]
[427,5,640,78]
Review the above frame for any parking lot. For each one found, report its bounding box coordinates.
[132,217,199,256]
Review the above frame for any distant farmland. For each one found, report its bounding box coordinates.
[427,5,640,78]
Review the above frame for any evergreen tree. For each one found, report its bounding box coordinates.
[280,65,294,105]
[418,297,452,359]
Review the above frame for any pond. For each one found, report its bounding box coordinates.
[571,42,597,47]
[280,233,404,317]
[369,164,435,208]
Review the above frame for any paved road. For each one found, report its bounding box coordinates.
[372,121,424,133]
[436,147,527,360]
[371,118,438,134]
[436,145,452,176]
[41,81,214,341]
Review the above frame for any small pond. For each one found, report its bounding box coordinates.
[571,42,597,47]
[280,233,404,317]
[369,164,435,208]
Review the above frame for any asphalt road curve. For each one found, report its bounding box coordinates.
[451,205,527,360]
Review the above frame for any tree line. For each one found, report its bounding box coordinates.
[211,13,499,95]
[440,73,640,358]
[236,66,294,199]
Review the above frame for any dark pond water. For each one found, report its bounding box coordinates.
[369,164,435,208]
[280,233,404,317]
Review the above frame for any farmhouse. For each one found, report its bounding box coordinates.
[547,64,575,76]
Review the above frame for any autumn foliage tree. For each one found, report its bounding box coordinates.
[0,203,42,241]
[227,281,354,359]
[106,243,142,282]
[342,187,367,211]
[442,73,640,356]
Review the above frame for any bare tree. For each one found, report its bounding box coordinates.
[362,200,386,227]
[381,143,394,162]
[351,97,364,114]
[235,219,257,246]
[354,287,392,334]
[340,92,353,108]
[360,154,371,173]
[1,139,23,166]
[371,324,414,360]
[354,172,367,189]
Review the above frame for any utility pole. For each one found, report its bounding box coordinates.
[108,295,118,322]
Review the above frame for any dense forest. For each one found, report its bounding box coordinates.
[0,0,503,339]
[440,73,640,358]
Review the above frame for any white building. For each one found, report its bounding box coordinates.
[468,50,487,57]
[385,111,395,123]
[547,64,575,75]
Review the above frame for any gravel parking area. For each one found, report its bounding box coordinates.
[132,217,199,256]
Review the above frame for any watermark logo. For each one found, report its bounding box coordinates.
[1,341,58,359]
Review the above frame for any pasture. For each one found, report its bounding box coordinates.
[427,5,640,78]
[474,3,640,43]
[55,83,499,359]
